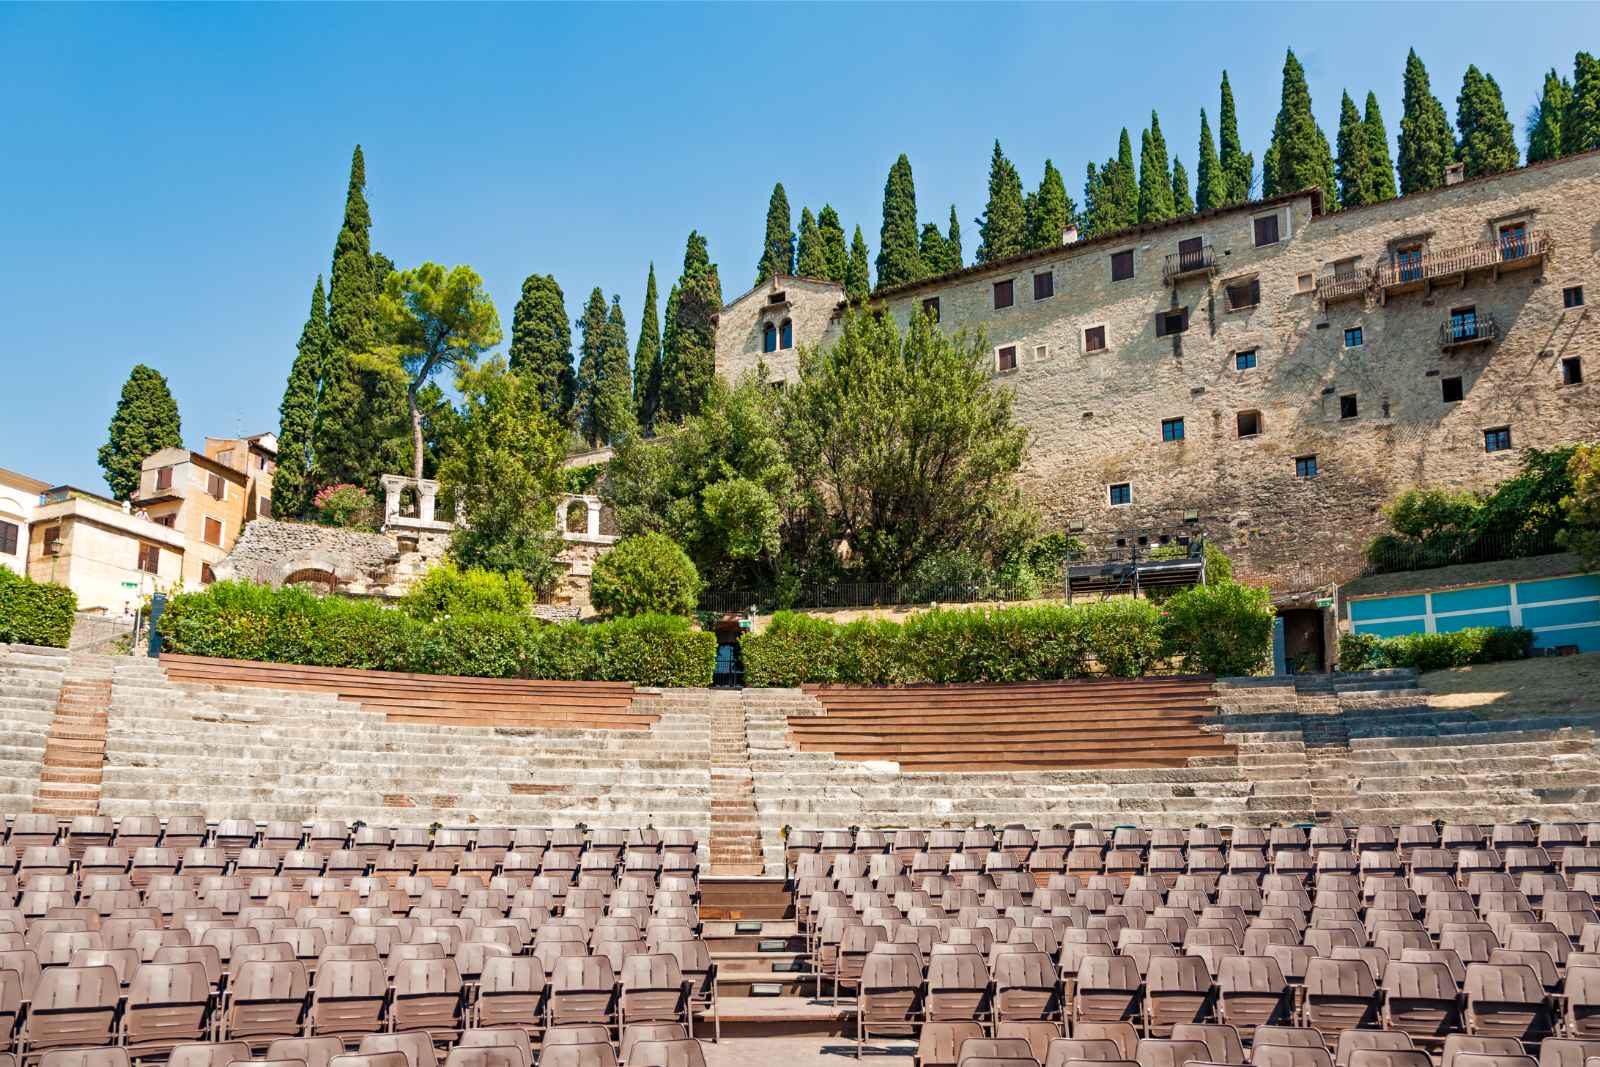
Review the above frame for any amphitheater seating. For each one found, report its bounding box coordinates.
[792,677,1230,770]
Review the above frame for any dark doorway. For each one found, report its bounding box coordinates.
[1280,608,1327,673]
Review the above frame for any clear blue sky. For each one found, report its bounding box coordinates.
[3,2,1595,490]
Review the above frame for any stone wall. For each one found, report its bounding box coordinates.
[716,274,847,384]
[213,519,408,597]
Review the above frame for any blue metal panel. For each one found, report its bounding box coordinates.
[1541,628,1600,653]
[1432,584,1511,614]
[1436,609,1513,633]
[1349,594,1427,622]
[1517,573,1600,604]
[1521,600,1600,630]
[1353,618,1424,638]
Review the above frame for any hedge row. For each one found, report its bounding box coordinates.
[0,568,77,649]
[1337,626,1535,673]
[157,581,715,687]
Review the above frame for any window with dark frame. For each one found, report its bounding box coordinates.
[42,526,60,555]
[1161,417,1185,442]
[1448,305,1479,343]
[1237,410,1262,437]
[1344,326,1363,348]
[1562,357,1583,385]
[1108,482,1132,506]
[1226,278,1261,310]
[996,345,1018,372]
[768,291,786,304]
[1155,308,1189,337]
[993,279,1014,309]
[1339,394,1358,420]
[137,543,160,574]
[1110,250,1134,281]
[1442,376,1464,403]
[1235,350,1257,371]
[761,323,777,353]
[922,296,941,322]
[1295,455,1319,478]
[780,319,793,349]
[156,466,173,491]
[204,517,223,547]
[1033,271,1054,300]
[1564,285,1585,309]
[1254,214,1281,247]
[207,472,224,500]
[0,520,16,556]
[1084,325,1107,353]
[1484,426,1512,453]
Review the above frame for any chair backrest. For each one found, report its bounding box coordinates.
[38,1051,130,1067]
[1442,1036,1528,1067]
[621,1040,706,1067]
[267,1037,347,1067]
[168,1042,253,1067]
[1254,1045,1335,1067]
[442,1050,525,1067]
[1136,1040,1211,1067]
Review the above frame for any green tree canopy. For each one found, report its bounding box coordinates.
[1196,109,1226,211]
[1336,90,1375,208]
[1263,49,1337,206]
[919,223,951,276]
[574,287,609,447]
[1218,71,1254,203]
[1456,65,1519,178]
[328,145,376,354]
[1026,159,1077,249]
[755,182,795,284]
[274,276,330,518]
[976,140,1027,263]
[875,153,923,287]
[1528,69,1572,163]
[1565,51,1600,156]
[596,295,635,445]
[590,532,702,618]
[845,225,871,301]
[659,231,721,423]
[1170,156,1194,215]
[1398,48,1456,194]
[945,205,963,270]
[98,364,183,501]
[817,204,848,283]
[795,207,827,278]
[507,273,574,425]
[1364,92,1399,200]
[1138,113,1176,222]
[633,264,662,432]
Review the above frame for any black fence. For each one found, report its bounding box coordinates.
[1362,527,1567,576]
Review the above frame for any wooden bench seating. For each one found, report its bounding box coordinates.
[158,653,652,730]
[791,676,1232,770]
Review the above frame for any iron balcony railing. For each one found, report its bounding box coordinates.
[1440,312,1498,348]
[1163,245,1216,282]
[1372,231,1550,289]
[1315,268,1369,302]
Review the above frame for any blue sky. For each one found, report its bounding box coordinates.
[3,2,1596,490]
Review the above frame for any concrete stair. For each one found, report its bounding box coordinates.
[0,644,69,814]
[708,692,763,876]
[32,656,116,816]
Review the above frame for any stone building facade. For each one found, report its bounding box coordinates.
[714,151,1600,600]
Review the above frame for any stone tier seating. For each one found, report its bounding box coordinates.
[793,677,1231,770]
[0,814,716,1067]
[0,646,67,812]
[787,821,1600,1064]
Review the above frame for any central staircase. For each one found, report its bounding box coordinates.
[32,657,115,817]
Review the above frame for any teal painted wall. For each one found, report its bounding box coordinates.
[1347,572,1600,652]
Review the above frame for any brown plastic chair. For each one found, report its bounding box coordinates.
[547,955,617,1031]
[957,1038,1035,1064]
[621,1039,705,1067]
[1216,955,1289,1037]
[473,955,544,1030]
[926,952,991,1026]
[1382,959,1462,1044]
[853,951,922,1057]
[1074,953,1140,1026]
[227,959,310,1048]
[361,1032,442,1067]
[121,959,214,1056]
[618,953,689,1033]
[993,949,1060,1025]
[389,956,463,1038]
[656,940,716,1042]
[1346,1051,1433,1067]
[1136,1040,1211,1067]
[1145,955,1212,1036]
[328,1052,411,1067]
[1046,1039,1133,1066]
[268,1037,346,1067]
[536,1046,619,1067]
[1171,1024,1244,1066]
[308,958,388,1041]
[1465,963,1549,1040]
[18,964,120,1057]
[1334,1030,1414,1067]
[1450,1055,1537,1067]
[36,1051,129,1067]
[919,1021,986,1067]
[1301,957,1377,1034]
[1538,1040,1600,1067]
[168,1041,253,1067]
[1442,1036,1528,1067]
[1254,1045,1334,1067]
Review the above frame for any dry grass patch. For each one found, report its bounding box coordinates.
[1422,652,1600,720]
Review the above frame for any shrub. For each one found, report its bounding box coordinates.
[1336,625,1534,672]
[590,533,701,618]
[1161,579,1276,677]
[400,563,532,621]
[0,568,77,648]
[313,484,378,530]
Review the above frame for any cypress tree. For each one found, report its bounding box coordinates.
[1081,163,1105,237]
[876,154,923,287]
[1263,49,1336,206]
[659,281,681,407]
[976,140,1027,263]
[946,205,963,270]
[1219,71,1254,203]
[919,223,951,275]
[1114,129,1138,224]
[755,182,795,284]
[1528,69,1571,163]
[1364,93,1399,201]
[845,226,871,301]
[98,363,183,501]
[1196,109,1226,211]
[795,207,828,278]
[659,232,721,422]
[1336,91,1374,208]
[633,264,662,432]
[328,145,376,354]
[1026,159,1076,249]
[1456,66,1519,178]
[1138,113,1177,222]
[507,273,574,424]
[574,288,610,446]
[1171,157,1195,215]
[593,296,635,445]
[1398,49,1456,194]
[274,276,330,518]
[817,205,848,283]
[1566,52,1600,156]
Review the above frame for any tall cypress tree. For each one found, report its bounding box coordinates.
[593,296,635,445]
[98,364,183,501]
[1025,159,1076,249]
[1528,69,1571,163]
[1138,113,1176,222]
[1566,52,1600,156]
[795,207,827,278]
[976,140,1027,263]
[574,288,609,447]
[508,273,574,424]
[1171,157,1195,215]
[845,226,871,301]
[1364,93,1399,201]
[1456,66,1519,178]
[1113,130,1139,227]
[328,146,376,354]
[817,205,848,283]
[1398,49,1456,194]
[919,224,951,275]
[1263,49,1336,206]
[275,276,330,518]
[633,264,662,432]
[946,205,963,269]
[755,182,795,284]
[659,232,721,422]
[1196,109,1226,211]
[876,154,922,287]
[1219,71,1254,203]
[1336,91,1374,208]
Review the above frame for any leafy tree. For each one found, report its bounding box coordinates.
[375,263,503,482]
[1170,156,1194,215]
[919,223,951,276]
[507,273,574,424]
[633,264,662,432]
[1138,113,1176,222]
[754,182,794,284]
[1026,159,1076,249]
[875,153,923,287]
[1566,52,1600,156]
[1456,65,1519,178]
[945,205,963,270]
[1336,90,1375,208]
[573,288,609,446]
[399,561,532,621]
[795,207,827,278]
[1560,443,1600,567]
[1528,69,1572,163]
[1263,49,1336,205]
[436,359,564,591]
[595,295,636,445]
[1195,109,1226,211]
[1083,130,1139,237]
[1364,92,1399,200]
[98,364,183,500]
[274,276,330,518]
[1162,580,1275,676]
[976,140,1027,263]
[659,231,721,422]
[1218,71,1254,203]
[845,225,871,301]
[590,532,702,618]
[816,204,848,282]
[1398,49,1456,194]
[328,145,376,355]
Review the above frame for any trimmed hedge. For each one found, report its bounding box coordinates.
[0,568,77,648]
[157,581,715,687]
[1337,625,1535,672]
[1161,580,1276,677]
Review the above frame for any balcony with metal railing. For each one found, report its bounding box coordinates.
[1163,244,1217,283]
[1315,267,1369,304]
[1440,311,1498,350]
[1373,231,1550,296]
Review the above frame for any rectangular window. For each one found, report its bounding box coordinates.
[218,450,233,468]
[1448,305,1478,342]
[156,466,173,491]
[1564,285,1585,309]
[1033,271,1054,300]
[1442,376,1464,403]
[0,520,16,556]
[1237,410,1262,438]
[1111,250,1135,282]
[768,291,786,304]
[1225,278,1261,311]
[1344,326,1363,349]
[1254,214,1281,247]
[203,517,223,547]
[1295,455,1319,479]
[922,296,940,322]
[1499,221,1528,259]
[1339,394,1358,420]
[1177,236,1205,272]
[1562,357,1584,385]
[1108,483,1132,506]
[1033,344,1048,363]
[1235,350,1258,371]
[993,279,1014,309]
[201,563,216,585]
[207,472,225,500]
[1155,308,1189,337]
[155,514,176,528]
[1161,417,1185,442]
[1083,325,1107,353]
[996,345,1017,372]
[42,526,61,555]
[1484,426,1512,453]
[1395,244,1423,282]
[137,543,160,574]
[1297,272,1315,293]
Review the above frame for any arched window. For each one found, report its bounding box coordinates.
[780,319,793,349]
[762,322,777,353]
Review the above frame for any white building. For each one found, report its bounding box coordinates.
[0,467,50,578]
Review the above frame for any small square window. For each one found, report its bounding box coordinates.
[1295,455,1319,478]
[1562,356,1584,385]
[1111,250,1135,282]
[1235,350,1258,371]
[1344,326,1363,349]
[1484,426,1512,453]
[1442,376,1464,403]
[1084,325,1107,353]
[1033,344,1048,363]
[1108,482,1132,506]
[768,291,786,304]
[137,543,160,573]
[1254,214,1281,247]
[922,296,940,322]
[204,517,223,547]
[1564,285,1584,309]
[1297,273,1315,293]
[1339,394,1358,420]
[207,472,225,499]
[1156,308,1189,337]
[993,279,1014,309]
[156,466,173,491]
[1237,410,1262,438]
[1161,417,1185,442]
[1226,278,1261,310]
[996,345,1017,372]
[1033,271,1054,300]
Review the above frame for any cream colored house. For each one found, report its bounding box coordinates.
[0,467,50,577]
[133,447,253,588]
[26,487,186,614]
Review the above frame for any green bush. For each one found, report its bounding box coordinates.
[0,568,77,648]
[400,563,532,621]
[1161,579,1276,677]
[313,484,378,530]
[1336,625,1534,672]
[590,533,701,618]
[157,580,714,687]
